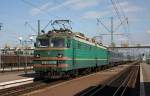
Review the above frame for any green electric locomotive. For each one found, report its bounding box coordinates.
[33,20,108,78]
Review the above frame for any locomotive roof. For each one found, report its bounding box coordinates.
[36,29,107,49]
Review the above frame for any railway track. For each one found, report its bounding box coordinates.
[78,63,139,96]
[0,81,43,96]
[0,74,87,96]
[0,79,66,96]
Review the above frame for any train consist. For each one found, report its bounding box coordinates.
[145,54,150,64]
[33,20,133,78]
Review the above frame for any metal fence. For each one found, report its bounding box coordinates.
[0,54,34,72]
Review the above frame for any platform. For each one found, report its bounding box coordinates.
[0,66,33,72]
[0,71,34,83]
[0,70,35,89]
[140,63,150,96]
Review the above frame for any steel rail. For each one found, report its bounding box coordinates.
[80,63,133,96]
[120,65,139,96]
[0,81,44,96]
[114,65,138,96]
[131,65,139,88]
[112,69,133,96]
[81,62,139,96]
[0,79,66,96]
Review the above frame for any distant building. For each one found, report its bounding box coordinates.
[121,41,129,47]
[1,47,34,56]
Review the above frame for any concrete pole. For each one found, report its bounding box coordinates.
[111,17,114,47]
[25,40,27,74]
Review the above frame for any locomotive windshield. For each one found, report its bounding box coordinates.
[37,39,49,47]
[36,38,65,48]
[51,38,65,47]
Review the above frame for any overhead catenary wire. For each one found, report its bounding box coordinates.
[21,0,61,19]
[111,0,130,40]
[114,18,128,31]
[25,21,37,33]
[22,0,74,32]
[97,0,129,33]
[110,0,128,32]
[42,20,52,31]
[115,0,126,19]
[97,18,111,32]
[110,0,122,23]
[115,0,129,32]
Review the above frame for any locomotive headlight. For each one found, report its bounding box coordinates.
[35,54,40,58]
[57,53,63,58]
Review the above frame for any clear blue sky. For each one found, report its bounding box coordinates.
[0,0,150,47]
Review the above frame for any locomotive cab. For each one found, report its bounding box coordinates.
[36,37,66,48]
